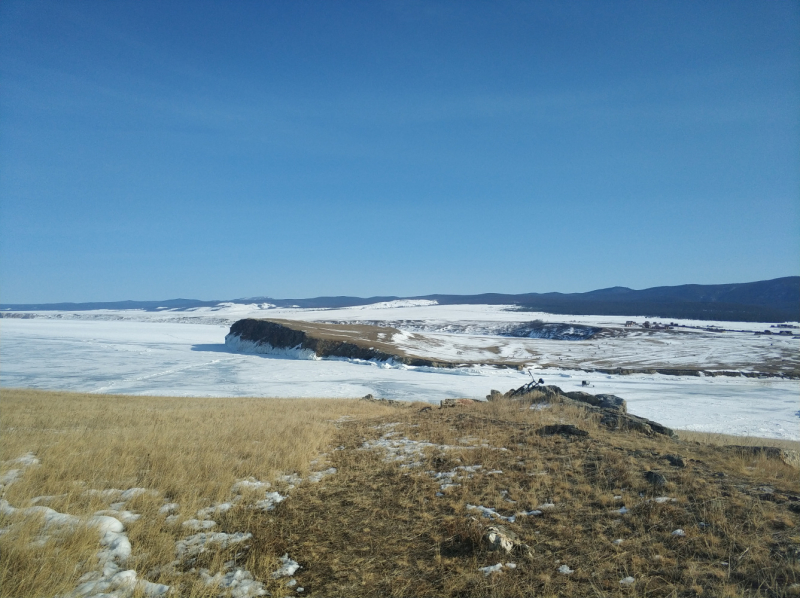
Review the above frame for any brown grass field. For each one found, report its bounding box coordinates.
[1,388,798,597]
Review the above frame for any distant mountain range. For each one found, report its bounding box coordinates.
[2,276,798,323]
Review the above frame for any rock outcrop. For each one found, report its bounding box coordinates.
[503,383,676,438]
[226,319,453,368]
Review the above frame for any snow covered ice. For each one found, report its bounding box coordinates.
[1,301,798,439]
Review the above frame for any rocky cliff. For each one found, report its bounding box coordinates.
[225,318,455,367]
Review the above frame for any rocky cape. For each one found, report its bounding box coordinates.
[225,318,457,368]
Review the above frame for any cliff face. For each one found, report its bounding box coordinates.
[226,319,454,367]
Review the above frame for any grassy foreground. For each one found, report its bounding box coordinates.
[1,389,798,597]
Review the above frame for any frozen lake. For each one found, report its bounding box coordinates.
[1,306,798,440]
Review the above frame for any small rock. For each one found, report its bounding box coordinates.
[557,564,574,575]
[663,454,685,468]
[485,525,519,553]
[486,390,504,401]
[671,529,686,537]
[620,576,635,585]
[483,525,533,557]
[644,471,667,486]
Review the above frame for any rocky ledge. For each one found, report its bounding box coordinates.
[225,318,454,367]
[490,382,677,438]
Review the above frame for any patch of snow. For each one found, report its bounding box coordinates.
[0,469,22,486]
[479,562,516,575]
[158,502,179,515]
[94,509,141,525]
[4,452,40,467]
[429,465,481,490]
[175,531,252,558]
[197,502,235,519]
[200,566,268,597]
[278,473,303,486]
[466,504,515,523]
[182,519,216,531]
[307,467,337,483]
[232,478,270,493]
[255,491,286,512]
[119,488,149,501]
[272,554,300,578]
[73,561,169,597]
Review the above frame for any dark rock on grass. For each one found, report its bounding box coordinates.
[663,454,686,468]
[644,471,667,486]
[504,383,675,438]
[563,390,627,413]
[598,412,675,438]
[486,390,504,401]
[536,424,589,438]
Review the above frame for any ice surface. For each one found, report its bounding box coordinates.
[2,304,798,439]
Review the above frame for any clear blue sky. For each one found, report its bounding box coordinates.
[1,0,798,303]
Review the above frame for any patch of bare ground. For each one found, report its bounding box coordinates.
[2,389,798,597]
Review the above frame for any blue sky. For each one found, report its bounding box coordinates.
[1,0,798,303]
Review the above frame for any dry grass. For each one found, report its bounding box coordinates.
[0,388,399,597]
[676,430,800,452]
[2,389,798,597]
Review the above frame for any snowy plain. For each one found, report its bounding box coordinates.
[1,301,798,439]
